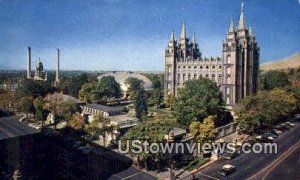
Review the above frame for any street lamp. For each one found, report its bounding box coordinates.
[168,130,175,180]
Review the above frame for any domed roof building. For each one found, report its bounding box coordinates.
[98,72,153,92]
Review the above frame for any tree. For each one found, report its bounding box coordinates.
[57,74,91,98]
[174,78,225,127]
[125,77,144,99]
[165,94,175,110]
[153,89,163,108]
[189,116,217,142]
[99,76,121,99]
[56,101,77,122]
[134,89,148,120]
[79,76,121,103]
[92,114,114,147]
[261,70,290,90]
[121,112,180,169]
[235,89,297,134]
[78,82,100,103]
[33,97,44,122]
[69,113,85,133]
[16,96,34,118]
[16,79,54,98]
[0,89,10,109]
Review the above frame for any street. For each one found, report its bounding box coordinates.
[196,122,300,180]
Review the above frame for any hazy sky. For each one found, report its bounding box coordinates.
[0,0,299,71]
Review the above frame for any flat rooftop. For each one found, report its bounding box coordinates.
[84,104,125,113]
[0,116,39,140]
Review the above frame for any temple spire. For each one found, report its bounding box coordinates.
[249,24,254,36]
[238,3,245,29]
[170,30,175,42]
[180,22,186,39]
[229,17,235,33]
[192,32,196,43]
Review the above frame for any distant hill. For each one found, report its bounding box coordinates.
[260,53,300,71]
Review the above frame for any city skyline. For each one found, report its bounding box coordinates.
[0,0,299,71]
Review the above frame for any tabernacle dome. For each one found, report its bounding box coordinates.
[97,72,153,92]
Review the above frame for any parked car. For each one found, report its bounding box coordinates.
[275,124,291,131]
[223,151,239,160]
[256,135,274,143]
[263,132,278,139]
[286,122,295,128]
[271,129,282,135]
[219,164,236,176]
[19,117,27,122]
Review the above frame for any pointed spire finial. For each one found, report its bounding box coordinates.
[180,22,186,39]
[238,2,245,29]
[241,2,244,12]
[170,30,175,42]
[229,17,235,33]
[249,24,254,36]
[192,32,196,43]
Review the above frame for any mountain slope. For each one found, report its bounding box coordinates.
[260,53,300,71]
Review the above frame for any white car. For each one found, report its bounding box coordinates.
[286,122,295,127]
[272,129,282,134]
[19,117,26,122]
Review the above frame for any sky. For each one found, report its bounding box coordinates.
[0,0,299,71]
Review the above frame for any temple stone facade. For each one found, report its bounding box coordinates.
[164,4,260,108]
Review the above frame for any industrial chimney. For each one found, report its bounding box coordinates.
[55,48,60,83]
[27,47,31,79]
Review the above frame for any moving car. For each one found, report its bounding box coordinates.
[219,164,236,176]
[223,151,239,160]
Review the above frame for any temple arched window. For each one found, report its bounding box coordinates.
[227,67,231,74]
[227,55,231,64]
[227,76,231,84]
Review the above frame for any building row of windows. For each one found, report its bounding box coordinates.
[177,65,222,70]
[177,73,222,83]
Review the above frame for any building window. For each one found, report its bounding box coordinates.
[194,66,197,69]
[188,74,191,80]
[227,76,231,84]
[212,66,215,69]
[226,97,230,104]
[188,66,191,69]
[205,74,209,78]
[200,66,203,69]
[212,74,215,81]
[206,66,209,69]
[183,74,186,81]
[194,74,197,79]
[219,65,222,69]
[227,67,231,74]
[227,55,231,64]
[183,66,186,69]
[227,87,230,94]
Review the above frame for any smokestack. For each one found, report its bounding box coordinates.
[27,47,31,79]
[56,48,60,82]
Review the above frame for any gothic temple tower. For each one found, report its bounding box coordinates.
[164,3,259,108]
[222,3,260,107]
